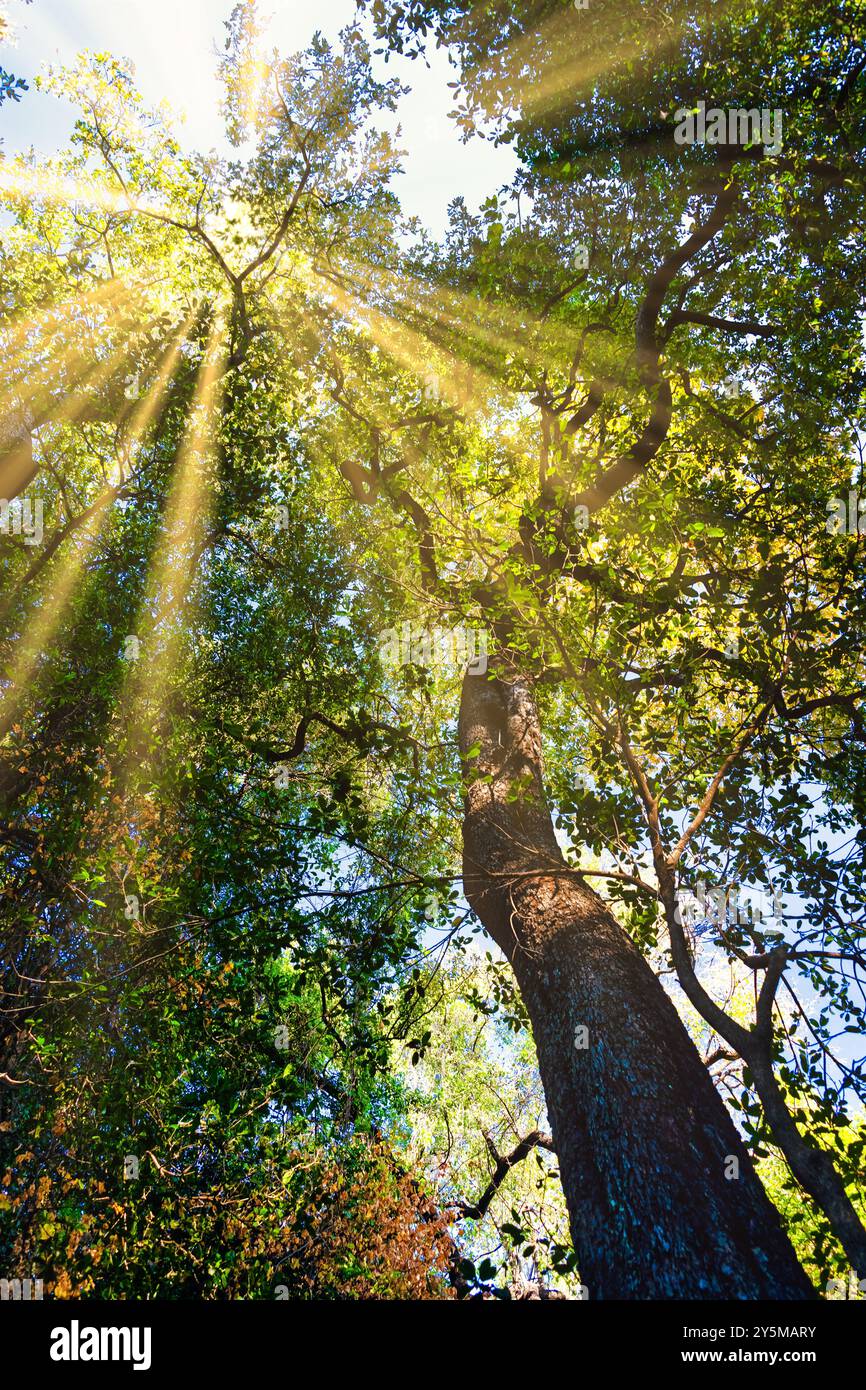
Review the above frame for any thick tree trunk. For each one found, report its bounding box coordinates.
[459,670,814,1299]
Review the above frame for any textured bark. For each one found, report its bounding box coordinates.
[459,670,814,1299]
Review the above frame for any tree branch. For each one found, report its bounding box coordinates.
[455,1129,555,1222]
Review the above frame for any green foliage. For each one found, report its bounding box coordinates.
[0,1,31,108]
[1,0,864,1297]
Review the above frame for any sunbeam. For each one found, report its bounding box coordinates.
[331,253,592,381]
[298,259,509,421]
[0,301,165,478]
[0,162,164,219]
[468,4,692,123]
[0,316,197,736]
[0,278,132,364]
[121,312,228,783]
[0,283,137,402]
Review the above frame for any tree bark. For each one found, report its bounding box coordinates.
[459,669,814,1299]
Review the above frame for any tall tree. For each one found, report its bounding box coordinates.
[355,0,866,1291]
[2,0,864,1299]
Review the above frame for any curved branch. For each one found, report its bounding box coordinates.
[455,1129,555,1222]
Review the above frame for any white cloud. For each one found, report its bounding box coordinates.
[1,0,515,235]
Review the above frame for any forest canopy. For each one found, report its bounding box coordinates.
[0,0,865,1303]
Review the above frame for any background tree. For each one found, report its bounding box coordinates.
[1,0,864,1299]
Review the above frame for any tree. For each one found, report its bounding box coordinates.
[0,2,32,108]
[1,0,864,1299]
[352,0,866,1294]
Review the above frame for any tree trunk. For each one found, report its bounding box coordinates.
[459,670,814,1299]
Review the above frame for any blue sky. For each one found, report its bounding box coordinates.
[0,0,516,235]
